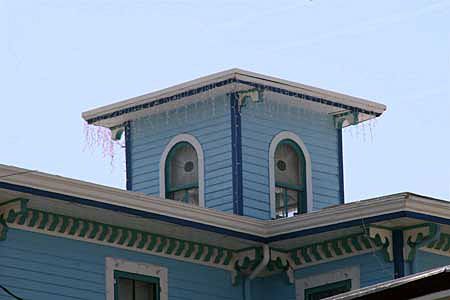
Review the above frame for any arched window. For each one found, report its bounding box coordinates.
[274,140,306,218]
[165,142,199,205]
[160,134,204,207]
[269,131,312,219]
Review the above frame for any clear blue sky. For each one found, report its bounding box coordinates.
[1,0,449,201]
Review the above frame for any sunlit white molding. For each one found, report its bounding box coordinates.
[105,257,168,300]
[159,133,205,207]
[1,163,450,241]
[269,131,313,219]
[82,68,386,129]
[295,266,360,300]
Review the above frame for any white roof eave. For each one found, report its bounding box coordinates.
[0,164,448,244]
[82,68,386,129]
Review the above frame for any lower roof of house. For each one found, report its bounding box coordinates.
[1,164,449,252]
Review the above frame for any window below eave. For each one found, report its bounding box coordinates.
[165,141,199,205]
[274,139,307,218]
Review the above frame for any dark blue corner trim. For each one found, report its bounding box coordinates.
[337,128,345,204]
[230,93,243,215]
[393,229,405,278]
[125,121,132,191]
[0,181,265,243]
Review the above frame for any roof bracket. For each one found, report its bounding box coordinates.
[334,110,359,129]
[236,88,264,110]
[0,198,29,241]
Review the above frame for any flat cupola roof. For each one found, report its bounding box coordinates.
[82,68,386,129]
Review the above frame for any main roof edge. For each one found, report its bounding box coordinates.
[1,165,449,244]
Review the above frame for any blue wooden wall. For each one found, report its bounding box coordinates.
[129,95,235,213]
[4,229,450,300]
[294,251,394,289]
[413,250,450,274]
[251,274,295,300]
[240,96,341,219]
[0,229,242,300]
[129,92,342,219]
[249,251,394,300]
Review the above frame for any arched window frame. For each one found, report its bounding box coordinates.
[269,131,313,219]
[160,134,205,207]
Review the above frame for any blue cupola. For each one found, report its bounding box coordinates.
[82,69,386,220]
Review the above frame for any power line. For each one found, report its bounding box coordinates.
[0,170,37,180]
[0,284,23,300]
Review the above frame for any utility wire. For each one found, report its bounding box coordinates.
[0,284,23,300]
[0,170,37,180]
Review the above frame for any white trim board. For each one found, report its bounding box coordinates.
[82,68,386,129]
[269,131,313,219]
[159,133,205,208]
[295,266,360,300]
[105,257,168,300]
[1,164,450,242]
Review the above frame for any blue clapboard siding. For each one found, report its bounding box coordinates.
[129,96,234,213]
[294,251,394,288]
[413,250,450,274]
[0,229,242,300]
[240,98,341,219]
[251,274,296,300]
[244,251,394,300]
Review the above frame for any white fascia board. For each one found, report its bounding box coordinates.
[234,69,386,115]
[81,69,237,123]
[1,164,449,241]
[82,68,386,128]
[405,193,450,220]
[266,194,408,236]
[0,164,266,237]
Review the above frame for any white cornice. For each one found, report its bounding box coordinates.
[0,164,449,242]
[0,164,266,236]
[82,68,386,128]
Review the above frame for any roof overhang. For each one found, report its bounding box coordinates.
[0,164,449,251]
[82,68,387,130]
[331,265,450,300]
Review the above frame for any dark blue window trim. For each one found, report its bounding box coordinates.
[1,181,449,244]
[125,121,132,191]
[393,229,405,278]
[337,128,345,203]
[230,93,243,215]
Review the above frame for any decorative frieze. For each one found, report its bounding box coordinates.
[368,223,447,262]
[290,233,380,267]
[0,198,28,241]
[231,247,263,284]
[3,197,447,283]
[234,247,262,272]
[424,233,450,256]
[368,226,394,261]
[403,223,438,261]
[2,199,235,270]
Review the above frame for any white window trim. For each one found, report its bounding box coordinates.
[295,266,360,300]
[160,133,205,207]
[269,131,313,219]
[105,257,168,300]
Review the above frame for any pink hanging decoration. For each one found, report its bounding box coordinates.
[83,121,125,166]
